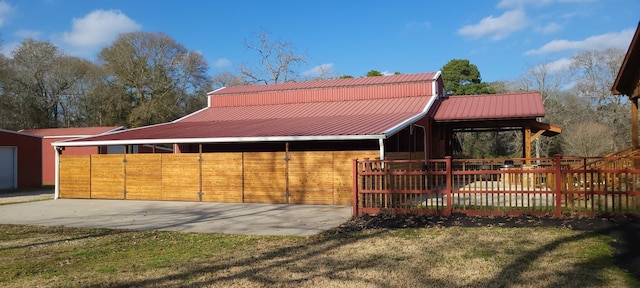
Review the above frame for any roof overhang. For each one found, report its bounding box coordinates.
[436,118,562,137]
[52,134,387,147]
[612,22,640,98]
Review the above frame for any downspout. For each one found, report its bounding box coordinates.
[378,138,385,161]
[54,145,61,199]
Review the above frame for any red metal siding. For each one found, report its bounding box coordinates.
[0,131,42,188]
[42,137,98,185]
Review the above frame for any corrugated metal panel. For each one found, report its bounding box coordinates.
[184,96,430,122]
[433,92,545,121]
[21,126,124,137]
[209,81,434,108]
[212,72,437,95]
[61,95,433,143]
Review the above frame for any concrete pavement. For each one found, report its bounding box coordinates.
[0,199,353,236]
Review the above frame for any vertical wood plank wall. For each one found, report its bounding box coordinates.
[58,150,378,205]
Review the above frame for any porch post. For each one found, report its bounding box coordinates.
[352,159,359,217]
[445,156,452,216]
[554,154,563,217]
[632,97,638,150]
[524,128,531,166]
[54,146,61,200]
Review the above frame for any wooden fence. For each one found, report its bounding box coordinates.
[353,155,640,217]
[59,150,379,205]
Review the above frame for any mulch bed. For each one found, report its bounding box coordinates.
[334,213,640,279]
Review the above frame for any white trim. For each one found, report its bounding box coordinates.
[206,86,227,96]
[383,96,437,137]
[1,128,42,138]
[54,147,59,199]
[378,138,385,161]
[52,134,387,147]
[172,106,211,122]
[382,74,440,137]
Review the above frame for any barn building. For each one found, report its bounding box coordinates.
[53,72,560,205]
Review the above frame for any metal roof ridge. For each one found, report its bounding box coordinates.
[208,73,438,96]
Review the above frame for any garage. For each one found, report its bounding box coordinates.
[0,147,17,190]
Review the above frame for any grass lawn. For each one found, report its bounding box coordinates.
[0,223,638,287]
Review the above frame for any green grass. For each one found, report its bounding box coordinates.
[0,224,637,287]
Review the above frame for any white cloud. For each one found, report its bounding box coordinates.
[539,57,572,74]
[214,58,231,68]
[0,0,14,27]
[61,9,141,50]
[381,71,395,76]
[498,0,553,8]
[536,22,561,34]
[15,29,42,39]
[302,63,334,78]
[525,28,634,55]
[458,10,527,41]
[498,0,593,8]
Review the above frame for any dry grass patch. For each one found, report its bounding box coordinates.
[0,224,637,287]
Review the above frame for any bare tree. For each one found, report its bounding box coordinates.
[240,31,307,84]
[562,121,615,156]
[569,48,628,151]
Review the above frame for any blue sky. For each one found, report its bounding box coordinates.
[0,0,637,82]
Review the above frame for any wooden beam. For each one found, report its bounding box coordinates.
[633,97,639,150]
[530,130,545,142]
[524,128,531,166]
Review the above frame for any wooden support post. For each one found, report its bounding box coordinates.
[633,97,638,150]
[445,156,452,216]
[524,128,532,166]
[633,98,639,168]
[352,159,359,217]
[554,154,563,217]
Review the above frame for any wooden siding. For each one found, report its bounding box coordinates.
[161,154,201,201]
[288,151,334,204]
[59,155,90,199]
[125,154,162,200]
[58,150,378,205]
[201,153,243,202]
[243,152,287,204]
[90,155,124,199]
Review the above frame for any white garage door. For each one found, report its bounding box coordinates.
[0,147,17,190]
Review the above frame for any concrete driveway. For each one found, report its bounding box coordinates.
[0,199,353,236]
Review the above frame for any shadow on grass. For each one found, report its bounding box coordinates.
[0,225,128,252]
[89,229,387,288]
[85,214,640,287]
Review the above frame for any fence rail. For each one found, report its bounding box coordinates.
[353,155,640,217]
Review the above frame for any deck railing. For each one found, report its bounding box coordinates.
[353,155,640,217]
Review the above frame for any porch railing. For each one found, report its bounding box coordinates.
[353,155,640,217]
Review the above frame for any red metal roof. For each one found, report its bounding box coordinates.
[60,96,432,143]
[55,73,442,146]
[207,73,438,108]
[433,92,545,122]
[20,126,124,137]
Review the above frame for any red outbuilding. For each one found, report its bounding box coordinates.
[19,127,124,185]
[0,129,42,189]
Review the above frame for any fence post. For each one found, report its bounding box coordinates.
[554,154,563,217]
[352,159,359,217]
[445,156,452,216]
